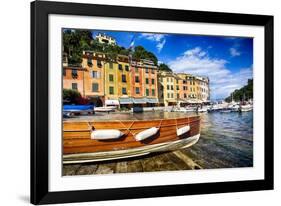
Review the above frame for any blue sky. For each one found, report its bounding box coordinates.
[91,30,253,100]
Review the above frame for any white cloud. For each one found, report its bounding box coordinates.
[229,47,241,57]
[168,47,252,99]
[140,33,167,52]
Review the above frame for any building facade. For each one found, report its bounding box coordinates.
[63,66,86,96]
[158,71,178,106]
[81,51,106,106]
[95,33,116,45]
[63,51,209,108]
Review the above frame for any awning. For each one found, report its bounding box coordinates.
[133,98,147,104]
[105,99,119,106]
[146,98,159,104]
[167,99,177,103]
[186,99,203,104]
[119,98,133,104]
[177,99,187,103]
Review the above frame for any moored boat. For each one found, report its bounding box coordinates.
[63,115,201,164]
[239,104,253,112]
[94,106,116,112]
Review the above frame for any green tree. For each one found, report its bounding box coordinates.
[225,79,253,102]
[63,89,81,104]
[158,63,172,72]
[132,46,158,65]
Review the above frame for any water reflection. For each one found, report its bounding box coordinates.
[186,111,253,168]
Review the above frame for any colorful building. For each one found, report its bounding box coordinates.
[63,50,209,108]
[81,51,106,106]
[140,59,158,105]
[195,76,210,102]
[63,66,86,96]
[158,71,178,106]
[95,33,116,45]
[130,60,146,106]
[104,59,119,104]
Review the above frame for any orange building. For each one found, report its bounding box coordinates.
[130,60,144,98]
[63,66,86,96]
[81,51,106,106]
[141,59,158,105]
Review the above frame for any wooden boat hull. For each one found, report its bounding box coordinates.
[63,116,200,164]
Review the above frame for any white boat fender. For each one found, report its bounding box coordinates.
[91,129,124,140]
[177,125,190,136]
[135,127,159,141]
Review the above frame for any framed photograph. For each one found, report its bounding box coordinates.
[31,1,274,204]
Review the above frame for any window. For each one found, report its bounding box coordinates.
[109,86,114,95]
[87,58,92,66]
[145,68,149,73]
[146,89,149,96]
[171,93,174,98]
[92,71,99,78]
[72,83,77,90]
[135,87,140,94]
[97,60,102,67]
[151,69,155,74]
[146,78,149,84]
[167,85,170,90]
[152,89,155,96]
[109,74,114,82]
[135,76,140,83]
[176,85,179,90]
[92,83,99,92]
[184,93,187,98]
[122,87,127,95]
[118,64,122,70]
[122,74,126,83]
[171,78,173,82]
[177,93,180,99]
[151,79,155,85]
[109,62,113,69]
[171,85,174,90]
[167,78,169,82]
[71,69,78,78]
[125,65,129,71]
[176,79,179,84]
[167,93,170,98]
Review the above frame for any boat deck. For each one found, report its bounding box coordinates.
[64,111,198,122]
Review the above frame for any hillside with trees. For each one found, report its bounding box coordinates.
[158,63,172,72]
[63,30,158,65]
[225,79,253,102]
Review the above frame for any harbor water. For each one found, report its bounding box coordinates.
[63,110,253,175]
[185,111,253,169]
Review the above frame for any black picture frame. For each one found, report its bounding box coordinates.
[31,1,274,204]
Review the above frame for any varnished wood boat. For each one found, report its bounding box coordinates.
[63,115,201,164]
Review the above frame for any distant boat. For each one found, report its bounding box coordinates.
[197,107,208,113]
[63,115,201,163]
[172,106,197,112]
[94,106,116,112]
[239,104,253,112]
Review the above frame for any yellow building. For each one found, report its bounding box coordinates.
[104,60,119,101]
[158,71,178,106]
